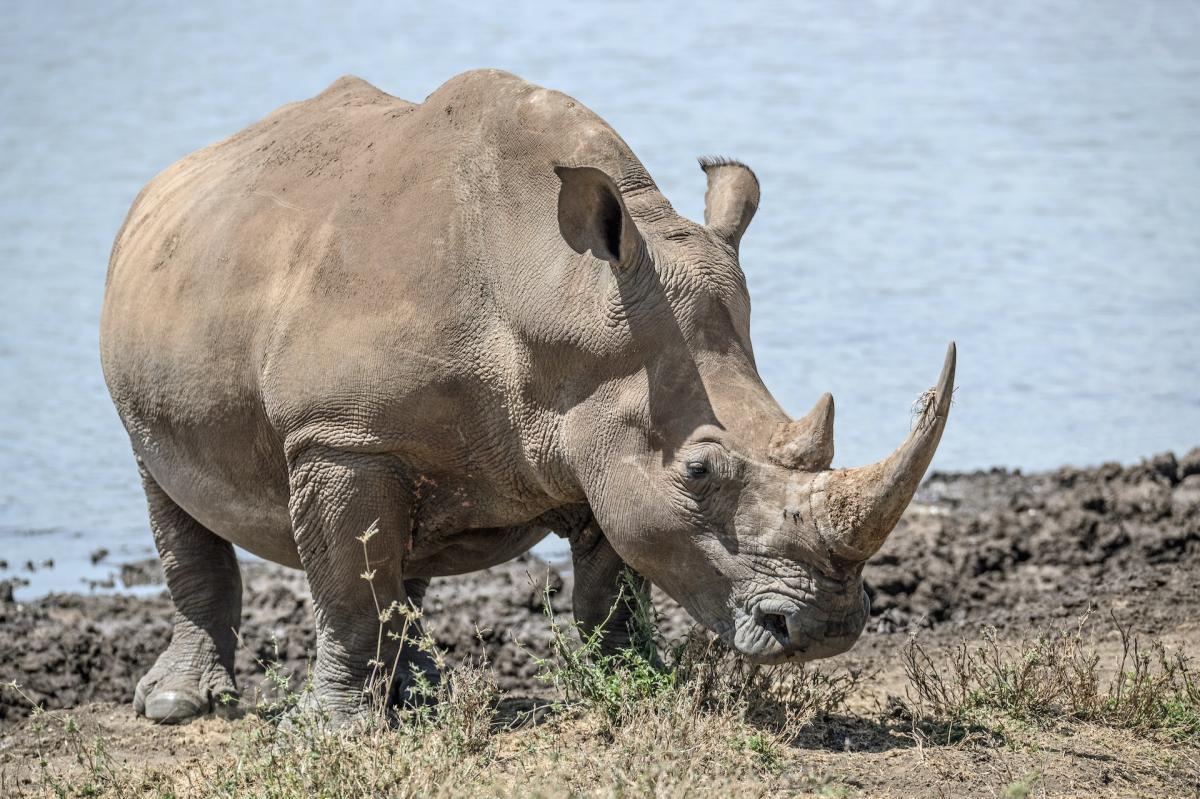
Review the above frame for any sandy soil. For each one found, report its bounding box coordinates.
[2,448,1198,796]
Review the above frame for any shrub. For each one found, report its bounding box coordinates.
[902,613,1200,743]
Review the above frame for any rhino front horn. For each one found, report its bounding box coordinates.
[813,343,956,561]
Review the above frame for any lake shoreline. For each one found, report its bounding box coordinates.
[2,446,1197,729]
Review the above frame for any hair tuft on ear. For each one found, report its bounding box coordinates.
[698,155,757,180]
[698,156,760,250]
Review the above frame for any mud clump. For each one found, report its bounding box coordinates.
[2,448,1198,727]
[0,590,170,725]
[118,558,164,588]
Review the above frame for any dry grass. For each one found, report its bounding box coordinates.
[3,544,1198,798]
[3,611,861,797]
[901,612,1200,744]
[6,612,1200,797]
[1,546,866,798]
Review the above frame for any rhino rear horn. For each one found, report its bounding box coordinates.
[699,156,759,251]
[768,393,835,471]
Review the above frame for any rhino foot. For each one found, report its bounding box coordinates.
[274,655,444,731]
[390,647,443,709]
[134,656,238,724]
[276,689,355,731]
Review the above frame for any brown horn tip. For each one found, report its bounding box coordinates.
[768,392,835,471]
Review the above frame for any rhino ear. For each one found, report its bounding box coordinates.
[699,156,759,251]
[554,165,644,268]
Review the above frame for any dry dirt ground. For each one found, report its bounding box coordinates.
[1,449,1199,797]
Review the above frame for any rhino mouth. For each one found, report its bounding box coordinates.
[730,587,870,664]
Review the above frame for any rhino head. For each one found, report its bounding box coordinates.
[554,159,955,663]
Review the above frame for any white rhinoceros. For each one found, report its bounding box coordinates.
[100,69,954,724]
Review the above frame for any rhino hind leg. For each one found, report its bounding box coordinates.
[569,519,654,659]
[287,447,433,723]
[135,465,242,724]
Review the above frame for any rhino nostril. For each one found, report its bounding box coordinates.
[760,612,788,642]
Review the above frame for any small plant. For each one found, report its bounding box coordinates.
[3,680,46,720]
[1102,621,1200,741]
[902,612,1200,743]
[1,682,128,798]
[1000,773,1040,799]
[527,576,676,728]
[357,519,443,718]
[528,568,864,740]
[735,730,783,771]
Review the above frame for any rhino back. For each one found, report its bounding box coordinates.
[100,70,663,552]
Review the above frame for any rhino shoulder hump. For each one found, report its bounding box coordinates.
[312,74,401,108]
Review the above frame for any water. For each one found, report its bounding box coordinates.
[2,1,1198,596]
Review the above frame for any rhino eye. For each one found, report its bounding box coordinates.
[685,461,709,479]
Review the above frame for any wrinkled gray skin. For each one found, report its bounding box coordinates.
[100,70,955,725]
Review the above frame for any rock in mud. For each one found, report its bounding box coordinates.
[119,559,164,588]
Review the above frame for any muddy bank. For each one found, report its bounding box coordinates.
[868,447,1200,633]
[0,555,574,726]
[2,449,1198,726]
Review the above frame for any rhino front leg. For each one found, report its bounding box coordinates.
[135,465,241,724]
[570,518,653,658]
[395,576,442,706]
[287,447,435,723]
